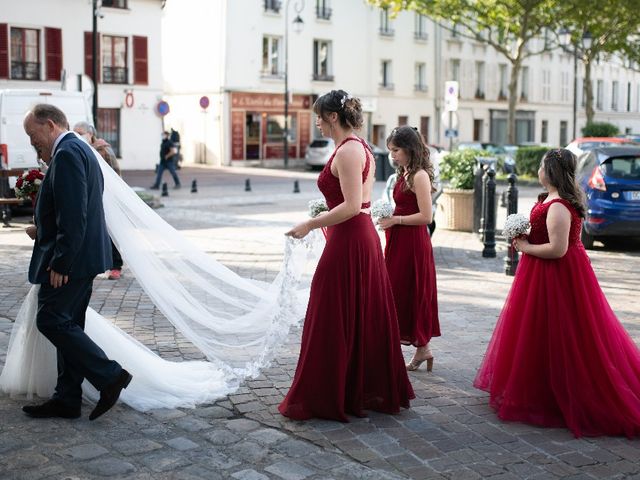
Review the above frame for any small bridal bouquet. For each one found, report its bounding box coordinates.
[371,199,394,229]
[308,198,328,218]
[503,213,530,239]
[14,169,44,204]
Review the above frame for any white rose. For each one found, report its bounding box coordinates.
[34,179,42,185]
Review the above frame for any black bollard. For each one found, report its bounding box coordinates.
[293,179,300,193]
[245,178,252,192]
[504,173,520,276]
[482,167,497,258]
[473,161,485,234]
[1,205,11,228]
[161,182,169,197]
[191,179,198,193]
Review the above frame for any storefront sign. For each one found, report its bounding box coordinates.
[231,92,310,110]
[231,111,244,160]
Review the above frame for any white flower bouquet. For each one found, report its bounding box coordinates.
[371,199,393,230]
[503,213,530,239]
[308,198,328,218]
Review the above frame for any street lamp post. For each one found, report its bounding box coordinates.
[92,0,99,128]
[284,0,304,169]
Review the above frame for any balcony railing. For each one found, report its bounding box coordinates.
[414,84,428,92]
[379,27,395,37]
[11,61,40,80]
[313,73,334,82]
[264,0,281,13]
[414,32,428,41]
[103,66,128,84]
[316,6,332,20]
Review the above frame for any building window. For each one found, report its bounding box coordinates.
[475,61,485,99]
[541,120,548,143]
[499,64,508,100]
[561,71,569,102]
[473,119,483,141]
[415,62,427,92]
[266,114,296,142]
[379,8,394,36]
[10,27,40,80]
[263,0,281,13]
[560,120,568,147]
[612,81,619,111]
[414,14,428,40]
[97,108,120,157]
[520,66,529,101]
[262,36,282,77]
[313,40,333,81]
[380,60,393,89]
[102,0,127,8]
[542,70,551,102]
[316,0,331,20]
[102,35,127,84]
[596,80,603,110]
[450,59,460,83]
[398,116,408,126]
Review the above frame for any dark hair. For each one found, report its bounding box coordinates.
[537,148,586,218]
[386,126,435,193]
[30,104,69,129]
[313,89,363,130]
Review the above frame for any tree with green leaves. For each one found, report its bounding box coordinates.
[367,0,566,144]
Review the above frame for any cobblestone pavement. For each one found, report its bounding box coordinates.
[1,167,640,479]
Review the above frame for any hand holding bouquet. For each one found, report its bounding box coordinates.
[371,199,394,230]
[14,169,44,205]
[503,213,530,239]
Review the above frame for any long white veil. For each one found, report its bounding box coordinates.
[0,134,324,410]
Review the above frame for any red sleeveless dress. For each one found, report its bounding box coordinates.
[279,137,414,421]
[475,198,640,437]
[384,175,440,347]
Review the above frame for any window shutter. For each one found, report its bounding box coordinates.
[0,24,8,79]
[45,27,63,81]
[84,31,100,81]
[132,35,148,85]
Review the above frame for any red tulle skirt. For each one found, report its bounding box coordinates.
[385,225,440,347]
[475,244,640,437]
[279,214,414,421]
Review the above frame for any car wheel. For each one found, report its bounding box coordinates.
[581,229,595,249]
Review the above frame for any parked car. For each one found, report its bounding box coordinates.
[576,145,640,248]
[565,137,637,157]
[304,138,335,169]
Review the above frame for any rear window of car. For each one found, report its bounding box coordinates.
[602,156,640,180]
[309,139,330,148]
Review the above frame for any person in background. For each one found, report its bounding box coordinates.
[73,122,124,280]
[170,128,182,169]
[151,131,181,190]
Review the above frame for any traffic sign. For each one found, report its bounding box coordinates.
[445,128,459,138]
[199,95,210,109]
[156,100,170,116]
[444,81,459,112]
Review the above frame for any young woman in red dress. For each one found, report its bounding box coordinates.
[279,90,414,422]
[379,126,440,372]
[475,148,640,438]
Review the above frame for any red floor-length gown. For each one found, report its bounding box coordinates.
[385,175,440,347]
[475,198,640,437]
[279,137,414,421]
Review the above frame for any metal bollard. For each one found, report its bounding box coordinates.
[245,178,252,192]
[481,167,497,258]
[1,206,11,228]
[504,173,520,276]
[161,182,169,197]
[191,179,198,193]
[293,179,300,193]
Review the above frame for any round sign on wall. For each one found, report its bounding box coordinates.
[157,100,170,116]
[199,96,210,110]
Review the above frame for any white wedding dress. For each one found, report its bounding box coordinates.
[0,134,323,411]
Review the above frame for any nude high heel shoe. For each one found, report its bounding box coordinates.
[406,348,434,372]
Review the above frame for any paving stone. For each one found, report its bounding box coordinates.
[59,443,110,460]
[203,429,242,446]
[82,457,136,476]
[231,469,270,480]
[113,438,164,455]
[265,460,316,480]
[248,428,289,445]
[225,418,261,432]
[166,436,200,451]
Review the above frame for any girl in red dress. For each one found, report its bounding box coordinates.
[379,126,440,372]
[475,148,640,437]
[279,90,414,421]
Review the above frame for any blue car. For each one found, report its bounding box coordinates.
[576,146,640,248]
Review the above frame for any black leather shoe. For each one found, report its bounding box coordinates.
[89,369,132,421]
[22,399,81,419]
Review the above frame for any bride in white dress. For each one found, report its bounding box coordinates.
[0,136,323,411]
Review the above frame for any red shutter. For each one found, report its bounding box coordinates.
[84,31,100,81]
[132,36,148,85]
[45,27,62,81]
[0,24,8,79]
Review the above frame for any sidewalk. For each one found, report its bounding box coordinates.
[1,169,639,479]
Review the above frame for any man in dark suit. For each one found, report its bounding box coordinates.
[22,104,132,421]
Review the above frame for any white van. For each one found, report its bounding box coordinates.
[0,89,92,186]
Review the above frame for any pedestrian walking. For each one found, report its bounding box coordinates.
[151,131,181,189]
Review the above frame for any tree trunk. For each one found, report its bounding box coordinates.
[584,56,594,125]
[507,58,522,145]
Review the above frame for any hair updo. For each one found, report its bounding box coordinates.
[313,89,363,130]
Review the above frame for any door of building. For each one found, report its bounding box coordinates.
[245,112,261,160]
[372,124,386,148]
[97,108,120,157]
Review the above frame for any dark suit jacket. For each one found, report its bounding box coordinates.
[29,133,112,284]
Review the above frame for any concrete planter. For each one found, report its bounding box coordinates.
[438,188,474,232]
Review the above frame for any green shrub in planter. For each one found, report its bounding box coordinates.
[581,122,619,137]
[440,149,491,190]
[515,147,548,177]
